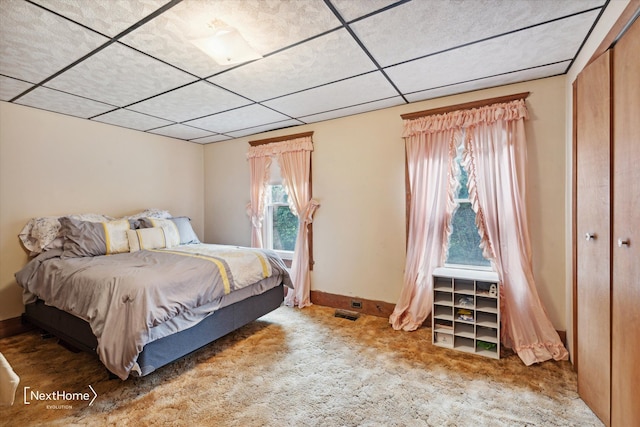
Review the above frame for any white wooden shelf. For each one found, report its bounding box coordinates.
[432,267,501,359]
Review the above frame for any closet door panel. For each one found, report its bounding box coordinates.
[575,49,611,425]
[611,16,640,427]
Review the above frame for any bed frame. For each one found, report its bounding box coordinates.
[23,284,284,378]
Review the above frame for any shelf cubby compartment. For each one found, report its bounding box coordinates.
[434,276,453,291]
[476,296,498,313]
[434,332,454,347]
[433,305,453,321]
[454,293,475,309]
[476,326,498,343]
[476,311,498,328]
[454,336,475,353]
[435,290,453,306]
[454,322,475,339]
[453,279,474,295]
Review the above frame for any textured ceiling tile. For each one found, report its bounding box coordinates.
[148,124,213,140]
[404,61,571,103]
[263,72,399,117]
[45,43,197,107]
[121,0,341,77]
[300,97,405,123]
[30,0,171,37]
[184,104,291,133]
[0,76,34,101]
[209,29,376,101]
[15,86,115,118]
[352,0,606,67]
[127,81,251,123]
[92,108,174,131]
[190,134,231,144]
[331,0,402,21]
[0,0,108,83]
[385,10,597,94]
[225,119,303,139]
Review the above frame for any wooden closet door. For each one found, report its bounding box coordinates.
[575,49,611,425]
[611,16,640,426]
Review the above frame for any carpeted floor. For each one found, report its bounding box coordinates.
[0,304,601,427]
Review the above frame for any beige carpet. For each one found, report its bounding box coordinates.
[0,305,601,426]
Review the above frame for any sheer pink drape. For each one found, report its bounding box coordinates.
[247,136,319,308]
[279,145,320,308]
[463,101,568,364]
[246,156,271,248]
[389,128,458,330]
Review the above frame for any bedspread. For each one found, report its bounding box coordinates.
[15,244,290,379]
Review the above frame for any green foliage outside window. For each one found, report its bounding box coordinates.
[270,185,299,252]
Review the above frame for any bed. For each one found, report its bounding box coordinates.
[15,211,291,380]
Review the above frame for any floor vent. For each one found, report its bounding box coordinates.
[334,309,360,321]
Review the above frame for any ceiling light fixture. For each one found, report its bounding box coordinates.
[190,20,262,66]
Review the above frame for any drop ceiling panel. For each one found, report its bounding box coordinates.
[29,0,172,37]
[404,61,571,103]
[45,42,197,107]
[15,86,115,118]
[300,97,406,124]
[225,119,304,139]
[386,10,597,95]
[209,29,376,102]
[191,134,231,144]
[120,0,341,78]
[184,104,291,134]
[331,0,402,21]
[127,81,251,123]
[0,0,108,83]
[263,72,399,118]
[92,109,173,131]
[149,124,213,140]
[351,0,606,67]
[0,76,34,101]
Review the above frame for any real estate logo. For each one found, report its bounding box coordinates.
[23,385,97,409]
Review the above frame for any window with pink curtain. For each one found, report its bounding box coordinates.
[391,98,568,365]
[247,134,319,309]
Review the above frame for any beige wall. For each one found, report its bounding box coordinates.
[204,76,569,330]
[0,102,204,320]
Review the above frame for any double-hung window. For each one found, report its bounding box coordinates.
[263,159,299,260]
[445,138,491,269]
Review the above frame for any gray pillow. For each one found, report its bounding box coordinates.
[60,217,132,258]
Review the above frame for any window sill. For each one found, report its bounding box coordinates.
[435,266,498,282]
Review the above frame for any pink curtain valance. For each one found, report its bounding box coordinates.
[402,99,528,137]
[247,137,314,159]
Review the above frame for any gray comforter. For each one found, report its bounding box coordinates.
[15,244,291,379]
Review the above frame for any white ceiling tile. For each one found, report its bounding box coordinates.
[404,61,571,103]
[184,104,291,133]
[148,124,213,140]
[120,0,341,77]
[191,135,232,144]
[263,72,399,117]
[225,120,304,139]
[300,97,405,123]
[0,76,34,101]
[29,0,171,37]
[385,11,597,94]
[0,0,108,83]
[15,86,115,118]
[127,81,251,123]
[45,43,197,107]
[331,0,402,21]
[208,29,376,101]
[352,0,606,67]
[92,108,174,131]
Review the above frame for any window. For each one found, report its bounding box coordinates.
[264,184,298,256]
[445,140,491,268]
